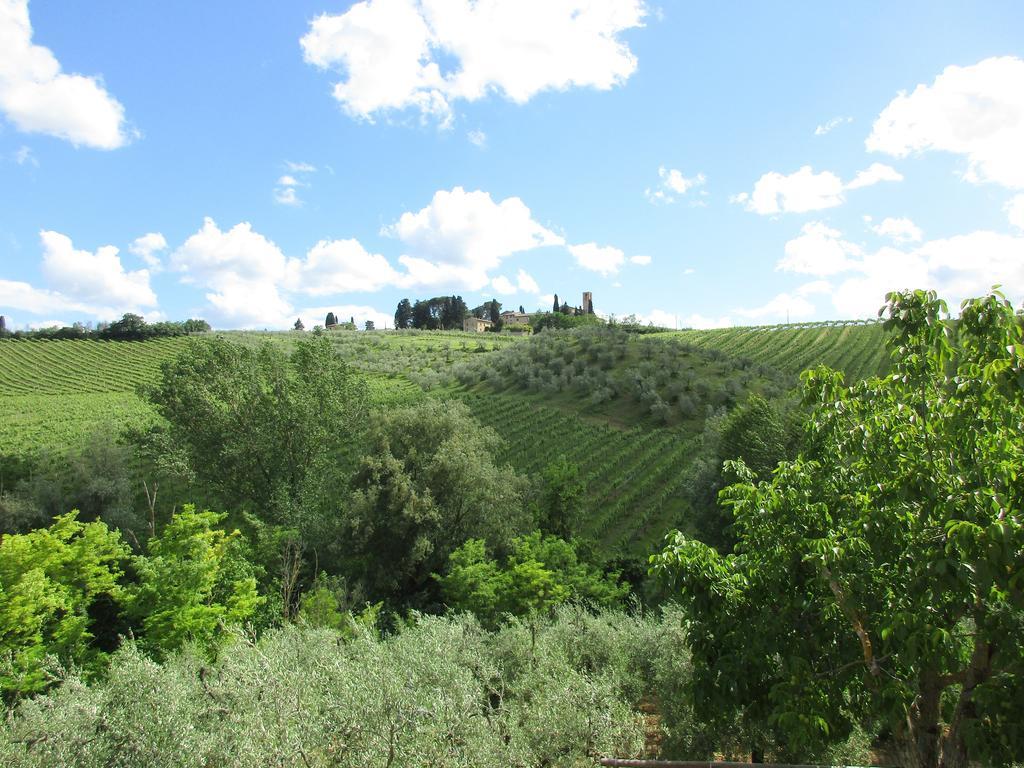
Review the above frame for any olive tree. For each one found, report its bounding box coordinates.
[651,290,1024,768]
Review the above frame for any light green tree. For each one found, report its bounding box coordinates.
[0,512,129,698]
[438,532,628,627]
[651,290,1024,768]
[128,506,263,657]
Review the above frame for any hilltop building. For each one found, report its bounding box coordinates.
[499,311,531,326]
[463,316,493,333]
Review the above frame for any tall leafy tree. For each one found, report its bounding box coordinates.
[145,336,367,523]
[652,290,1024,768]
[325,311,337,327]
[552,294,560,313]
[394,299,413,329]
[345,399,529,605]
[128,506,262,658]
[0,512,129,698]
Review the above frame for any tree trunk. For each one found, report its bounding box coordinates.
[898,672,942,768]
[939,638,991,768]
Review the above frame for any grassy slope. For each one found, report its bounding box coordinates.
[0,323,890,556]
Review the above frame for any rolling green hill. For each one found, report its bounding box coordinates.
[659,320,890,381]
[1,321,894,556]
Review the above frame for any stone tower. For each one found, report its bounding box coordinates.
[582,292,593,315]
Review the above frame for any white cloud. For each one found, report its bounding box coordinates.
[300,0,646,124]
[0,279,100,319]
[274,186,301,206]
[0,0,130,149]
[778,223,1024,318]
[467,129,486,147]
[645,166,706,204]
[735,292,817,322]
[845,162,903,190]
[171,218,292,327]
[129,232,167,269]
[814,116,852,136]
[516,269,539,294]
[384,186,563,289]
[867,56,1024,189]
[870,216,923,244]
[491,275,516,294]
[289,238,404,295]
[778,222,861,276]
[739,163,903,214]
[630,254,651,266]
[1006,194,1024,231]
[743,166,844,214]
[13,144,35,165]
[275,161,316,206]
[40,230,156,310]
[636,309,677,328]
[568,242,625,276]
[679,312,733,329]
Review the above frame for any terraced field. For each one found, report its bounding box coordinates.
[0,336,426,456]
[662,321,890,381]
[0,337,192,394]
[458,392,693,557]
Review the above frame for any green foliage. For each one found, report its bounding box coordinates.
[128,506,263,658]
[530,311,604,332]
[0,512,129,698]
[652,289,1024,767]
[145,336,367,523]
[1,608,717,767]
[719,394,788,482]
[344,399,530,604]
[538,457,585,538]
[437,533,629,627]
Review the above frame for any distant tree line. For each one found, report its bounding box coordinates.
[0,313,210,341]
[394,295,472,330]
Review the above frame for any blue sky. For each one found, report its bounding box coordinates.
[1,0,1023,330]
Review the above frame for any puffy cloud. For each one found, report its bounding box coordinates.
[384,186,563,289]
[467,129,486,147]
[274,187,301,206]
[40,230,156,309]
[867,56,1024,189]
[630,254,651,266]
[13,144,35,165]
[814,116,852,136]
[845,162,903,190]
[778,222,861,276]
[870,216,923,244]
[289,238,404,294]
[568,242,625,276]
[738,163,903,215]
[171,218,292,327]
[0,279,99,319]
[1006,194,1024,231]
[300,0,646,124]
[636,309,677,328]
[0,0,130,148]
[778,223,1024,318]
[735,292,816,322]
[129,232,167,268]
[645,166,705,204]
[679,312,733,329]
[516,269,539,294]
[275,162,315,206]
[490,275,516,294]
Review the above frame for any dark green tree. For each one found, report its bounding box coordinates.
[182,318,211,333]
[652,290,1024,768]
[364,319,375,331]
[719,394,788,483]
[293,318,304,331]
[552,294,560,313]
[394,299,413,329]
[144,337,367,524]
[325,311,337,327]
[345,400,529,605]
[538,458,585,539]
